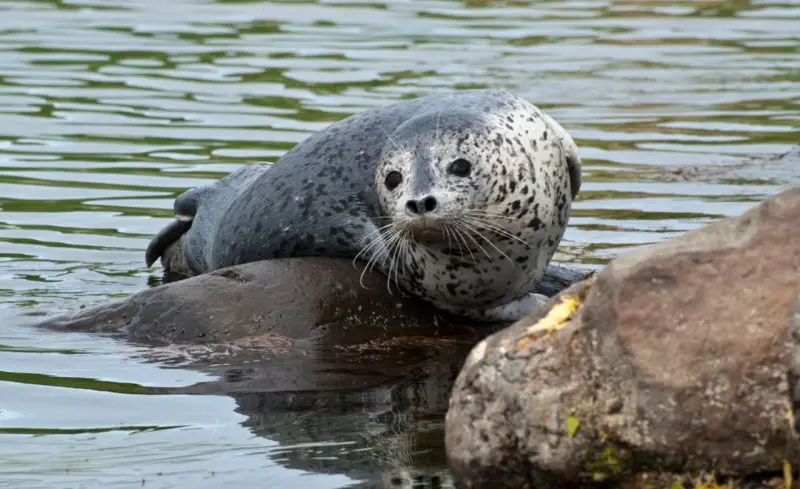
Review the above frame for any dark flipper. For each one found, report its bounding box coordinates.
[145,218,192,268]
[145,187,206,268]
[567,151,581,201]
[539,111,582,200]
[533,263,594,298]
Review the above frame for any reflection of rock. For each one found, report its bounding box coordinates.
[446,187,800,489]
[210,359,463,488]
[32,257,591,488]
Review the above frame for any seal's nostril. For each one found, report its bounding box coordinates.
[406,196,437,215]
[422,196,437,212]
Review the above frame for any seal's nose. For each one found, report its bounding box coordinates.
[405,195,438,215]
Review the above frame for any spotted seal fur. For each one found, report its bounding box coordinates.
[146,89,581,321]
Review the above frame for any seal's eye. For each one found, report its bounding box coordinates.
[448,158,472,177]
[384,171,402,190]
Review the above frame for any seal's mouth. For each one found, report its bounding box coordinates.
[406,223,446,245]
[399,218,479,256]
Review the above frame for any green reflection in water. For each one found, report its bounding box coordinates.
[0,344,86,355]
[0,371,166,395]
[0,425,183,436]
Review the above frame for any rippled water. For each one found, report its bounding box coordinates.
[0,0,797,487]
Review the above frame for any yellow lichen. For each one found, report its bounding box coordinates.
[585,446,625,481]
[527,295,582,337]
[566,413,581,439]
[669,477,685,489]
[784,458,793,489]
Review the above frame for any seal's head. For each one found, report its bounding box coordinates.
[374,108,510,250]
[368,95,577,316]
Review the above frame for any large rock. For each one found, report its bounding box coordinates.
[446,187,800,489]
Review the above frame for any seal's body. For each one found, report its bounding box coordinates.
[146,89,581,321]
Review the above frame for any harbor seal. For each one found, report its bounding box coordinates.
[146,89,582,321]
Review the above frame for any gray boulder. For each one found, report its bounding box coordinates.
[446,187,800,489]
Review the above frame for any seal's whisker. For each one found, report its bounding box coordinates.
[355,231,385,258]
[464,210,519,221]
[433,107,442,156]
[398,233,412,290]
[449,223,477,265]
[453,220,494,263]
[363,231,392,263]
[353,222,395,265]
[379,125,403,153]
[446,223,466,259]
[457,219,513,265]
[354,237,380,272]
[385,228,406,294]
[462,216,533,248]
[444,223,469,262]
[443,223,456,255]
[365,227,398,289]
[463,213,525,235]
[358,238,385,288]
[355,222,399,288]
[453,226,468,259]
[380,227,400,293]
[391,233,405,293]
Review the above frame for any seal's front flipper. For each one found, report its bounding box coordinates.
[145,186,205,268]
[145,217,193,268]
[469,293,551,322]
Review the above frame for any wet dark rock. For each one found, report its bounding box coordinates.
[34,258,588,348]
[446,187,800,489]
[31,257,590,393]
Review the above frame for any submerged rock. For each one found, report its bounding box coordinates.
[28,257,591,487]
[446,187,800,489]
[32,257,590,390]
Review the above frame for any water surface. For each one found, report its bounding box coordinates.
[0,0,797,487]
